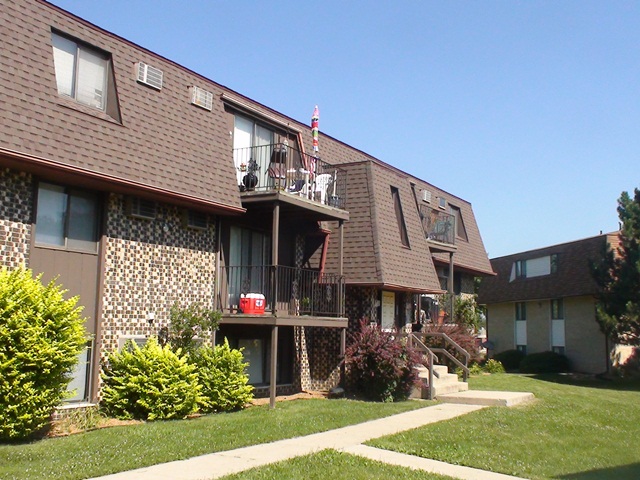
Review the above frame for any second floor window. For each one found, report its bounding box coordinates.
[51,32,108,110]
[515,302,527,321]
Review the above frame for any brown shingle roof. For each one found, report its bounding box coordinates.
[477,232,619,304]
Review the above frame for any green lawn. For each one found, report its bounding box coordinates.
[369,374,640,480]
[0,398,426,480]
[220,449,456,480]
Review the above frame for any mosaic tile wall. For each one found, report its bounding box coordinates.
[294,233,342,392]
[100,194,217,356]
[0,168,32,268]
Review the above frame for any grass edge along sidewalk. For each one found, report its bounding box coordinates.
[0,398,425,480]
[369,374,640,480]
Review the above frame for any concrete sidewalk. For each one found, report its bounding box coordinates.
[89,392,533,480]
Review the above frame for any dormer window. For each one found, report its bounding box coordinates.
[510,255,558,282]
[52,32,108,110]
[51,31,120,121]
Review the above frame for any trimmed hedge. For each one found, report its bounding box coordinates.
[0,267,87,440]
[493,349,526,371]
[519,351,570,374]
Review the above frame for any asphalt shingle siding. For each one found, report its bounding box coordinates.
[478,233,618,304]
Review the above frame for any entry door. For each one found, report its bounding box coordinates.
[228,226,270,308]
[381,291,395,331]
[30,182,101,402]
[233,115,274,189]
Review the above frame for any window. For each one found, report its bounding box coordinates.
[448,205,468,241]
[35,183,100,252]
[51,32,109,110]
[551,298,564,320]
[510,255,558,281]
[551,298,565,355]
[391,187,410,248]
[233,115,275,186]
[515,260,527,279]
[515,302,527,352]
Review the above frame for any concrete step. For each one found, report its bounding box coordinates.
[431,381,469,397]
[437,390,535,407]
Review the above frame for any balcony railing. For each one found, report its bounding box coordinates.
[220,265,345,318]
[233,143,347,210]
[419,205,455,245]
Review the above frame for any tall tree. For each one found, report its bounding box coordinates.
[592,188,640,345]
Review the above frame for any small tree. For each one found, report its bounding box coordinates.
[0,267,87,440]
[435,293,484,331]
[591,189,640,345]
[162,302,221,353]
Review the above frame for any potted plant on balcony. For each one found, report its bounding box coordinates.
[300,296,311,314]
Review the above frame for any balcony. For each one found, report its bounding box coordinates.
[219,265,346,324]
[233,143,347,211]
[420,204,455,247]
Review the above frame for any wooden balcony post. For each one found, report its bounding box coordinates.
[271,202,280,314]
[269,325,278,409]
[448,252,454,320]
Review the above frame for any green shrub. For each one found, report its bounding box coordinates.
[483,358,506,374]
[191,340,253,413]
[345,320,423,402]
[101,338,201,420]
[0,267,87,440]
[493,349,526,371]
[519,351,571,374]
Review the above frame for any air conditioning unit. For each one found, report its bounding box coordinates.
[126,197,157,220]
[421,189,432,203]
[136,62,163,90]
[190,86,213,111]
[182,209,208,230]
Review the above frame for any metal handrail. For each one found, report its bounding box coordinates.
[408,333,437,400]
[414,331,471,382]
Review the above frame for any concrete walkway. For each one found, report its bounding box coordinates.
[90,391,533,480]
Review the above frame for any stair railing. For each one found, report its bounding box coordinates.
[411,331,470,382]
[408,333,437,400]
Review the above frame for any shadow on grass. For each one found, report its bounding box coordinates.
[528,373,640,392]
[556,462,640,480]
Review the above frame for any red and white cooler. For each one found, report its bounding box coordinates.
[239,293,266,314]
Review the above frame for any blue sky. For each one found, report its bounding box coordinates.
[49,0,640,258]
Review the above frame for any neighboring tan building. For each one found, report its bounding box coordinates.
[0,0,493,404]
[478,233,620,374]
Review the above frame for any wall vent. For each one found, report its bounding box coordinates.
[126,197,157,220]
[190,86,213,111]
[421,189,432,203]
[183,210,208,230]
[136,62,163,90]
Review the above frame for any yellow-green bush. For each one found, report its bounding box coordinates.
[0,267,87,440]
[101,338,201,420]
[191,340,253,413]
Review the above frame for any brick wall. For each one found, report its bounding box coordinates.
[0,168,32,268]
[100,194,217,356]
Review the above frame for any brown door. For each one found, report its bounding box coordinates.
[30,182,101,402]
